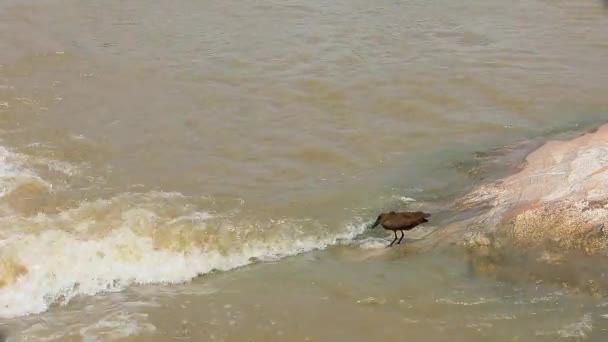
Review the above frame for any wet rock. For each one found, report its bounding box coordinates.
[453,139,544,182]
[461,232,492,248]
[436,124,608,294]
[456,124,608,256]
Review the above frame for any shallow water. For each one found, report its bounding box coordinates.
[0,0,608,340]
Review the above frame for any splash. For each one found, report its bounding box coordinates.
[0,146,49,199]
[0,144,368,318]
[0,191,366,318]
[78,311,157,342]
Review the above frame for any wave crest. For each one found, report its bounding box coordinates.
[0,191,366,318]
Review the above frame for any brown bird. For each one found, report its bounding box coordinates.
[369,211,431,247]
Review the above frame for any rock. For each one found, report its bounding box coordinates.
[461,232,492,248]
[455,124,608,255]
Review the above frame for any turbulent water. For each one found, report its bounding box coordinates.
[1,0,608,340]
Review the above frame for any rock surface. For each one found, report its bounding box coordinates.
[453,124,608,255]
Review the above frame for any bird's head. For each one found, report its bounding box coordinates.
[369,213,386,229]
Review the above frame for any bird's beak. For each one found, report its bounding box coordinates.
[369,216,381,229]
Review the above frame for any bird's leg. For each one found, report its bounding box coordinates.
[388,231,398,247]
[397,230,405,244]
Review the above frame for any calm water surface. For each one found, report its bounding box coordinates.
[1,0,608,340]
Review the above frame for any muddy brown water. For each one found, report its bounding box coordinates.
[1,0,608,340]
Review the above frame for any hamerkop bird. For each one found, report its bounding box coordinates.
[369,211,431,247]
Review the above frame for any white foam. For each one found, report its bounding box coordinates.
[535,313,594,339]
[0,212,366,318]
[355,237,390,249]
[0,146,50,198]
[17,307,158,342]
[435,298,497,306]
[44,159,80,177]
[0,146,22,194]
[557,313,593,339]
[167,211,213,225]
[79,311,156,342]
[395,196,417,203]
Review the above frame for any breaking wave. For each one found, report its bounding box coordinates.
[0,146,367,318]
